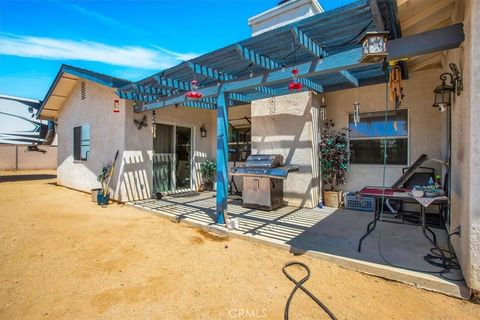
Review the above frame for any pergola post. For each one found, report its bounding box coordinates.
[215,89,229,224]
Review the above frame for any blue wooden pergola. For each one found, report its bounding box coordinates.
[116,0,464,224]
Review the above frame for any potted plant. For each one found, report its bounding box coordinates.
[97,163,112,205]
[319,119,350,207]
[200,160,216,191]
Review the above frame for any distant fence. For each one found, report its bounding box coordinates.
[0,145,57,170]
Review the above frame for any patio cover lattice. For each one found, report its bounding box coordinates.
[116,0,464,223]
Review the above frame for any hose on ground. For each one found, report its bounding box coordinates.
[282,261,336,320]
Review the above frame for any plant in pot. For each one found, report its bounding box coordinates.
[200,160,216,191]
[319,119,350,208]
[97,163,112,205]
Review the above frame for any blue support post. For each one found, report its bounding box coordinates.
[215,89,229,224]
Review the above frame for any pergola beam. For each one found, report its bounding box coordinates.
[292,26,327,58]
[298,78,324,92]
[181,101,216,109]
[119,83,171,96]
[236,44,280,69]
[228,93,250,103]
[387,22,464,61]
[255,86,278,96]
[154,76,191,91]
[138,23,464,112]
[339,70,359,86]
[188,62,235,81]
[116,91,158,102]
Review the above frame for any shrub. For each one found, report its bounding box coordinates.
[319,119,350,191]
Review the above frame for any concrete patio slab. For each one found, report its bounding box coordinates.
[129,192,469,299]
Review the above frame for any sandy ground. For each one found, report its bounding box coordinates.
[0,171,479,320]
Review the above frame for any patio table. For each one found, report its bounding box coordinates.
[356,187,448,264]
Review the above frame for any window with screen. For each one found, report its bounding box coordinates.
[349,109,408,165]
[73,124,90,161]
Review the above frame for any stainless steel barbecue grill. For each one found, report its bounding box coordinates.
[231,154,298,210]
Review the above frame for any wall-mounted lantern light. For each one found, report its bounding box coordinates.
[433,74,454,112]
[432,63,463,112]
[359,31,389,63]
[200,124,207,138]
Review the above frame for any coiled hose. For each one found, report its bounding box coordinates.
[283,261,336,320]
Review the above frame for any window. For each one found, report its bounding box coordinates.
[228,122,251,162]
[349,109,408,165]
[73,124,90,161]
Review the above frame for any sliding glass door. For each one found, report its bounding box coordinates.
[153,123,193,194]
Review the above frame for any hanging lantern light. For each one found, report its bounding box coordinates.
[288,68,303,91]
[359,31,389,63]
[113,99,120,113]
[320,96,327,121]
[186,80,202,99]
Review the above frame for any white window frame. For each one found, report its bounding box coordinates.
[348,109,410,167]
[153,121,195,192]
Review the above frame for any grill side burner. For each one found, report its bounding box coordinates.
[231,154,298,211]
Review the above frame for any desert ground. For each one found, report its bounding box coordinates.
[0,170,479,319]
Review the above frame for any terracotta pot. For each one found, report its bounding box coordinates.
[323,190,343,208]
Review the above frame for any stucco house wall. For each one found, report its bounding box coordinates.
[251,92,320,208]
[325,69,445,193]
[118,103,217,202]
[57,80,126,198]
[442,0,480,292]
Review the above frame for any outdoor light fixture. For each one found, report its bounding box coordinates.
[359,31,389,63]
[113,99,120,113]
[433,74,453,112]
[186,80,202,99]
[320,96,327,121]
[432,63,463,111]
[200,124,207,138]
[288,68,303,91]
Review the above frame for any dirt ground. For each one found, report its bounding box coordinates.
[0,171,479,320]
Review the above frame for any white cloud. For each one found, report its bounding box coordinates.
[64,2,143,34]
[152,46,200,62]
[0,34,201,70]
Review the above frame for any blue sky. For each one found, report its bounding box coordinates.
[0,0,354,100]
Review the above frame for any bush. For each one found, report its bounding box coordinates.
[319,119,350,191]
[200,160,216,191]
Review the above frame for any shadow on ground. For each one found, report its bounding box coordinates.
[0,174,57,182]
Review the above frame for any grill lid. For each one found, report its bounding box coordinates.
[243,154,283,168]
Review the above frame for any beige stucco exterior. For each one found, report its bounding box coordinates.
[251,92,320,208]
[57,80,125,197]
[325,69,445,192]
[440,0,480,292]
[56,79,218,202]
